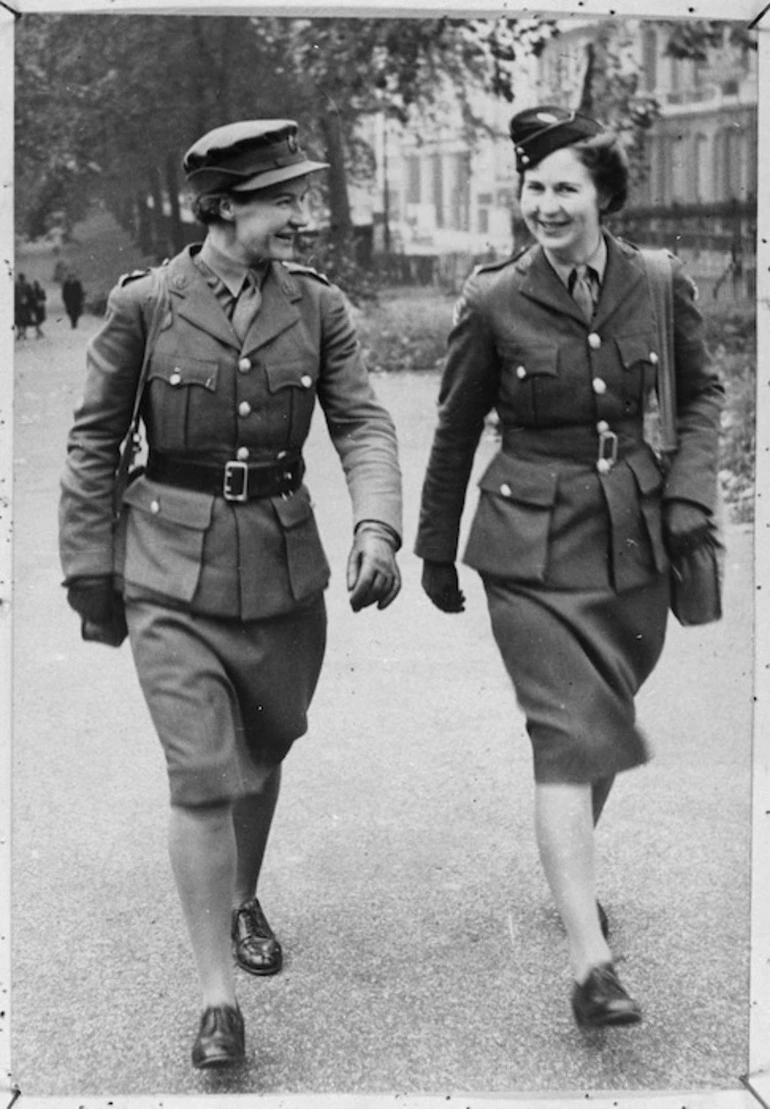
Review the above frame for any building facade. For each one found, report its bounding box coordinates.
[352,18,757,298]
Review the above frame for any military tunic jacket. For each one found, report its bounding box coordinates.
[415,234,724,594]
[60,246,402,621]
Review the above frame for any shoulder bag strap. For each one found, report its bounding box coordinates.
[641,248,678,456]
[113,264,169,516]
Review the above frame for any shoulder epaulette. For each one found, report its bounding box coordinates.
[118,268,152,288]
[281,261,331,285]
[473,243,532,277]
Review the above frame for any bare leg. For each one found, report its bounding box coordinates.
[592,774,615,827]
[168,802,238,1007]
[535,781,612,983]
[232,765,281,908]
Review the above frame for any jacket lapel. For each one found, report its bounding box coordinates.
[517,246,587,326]
[167,248,237,349]
[592,235,646,329]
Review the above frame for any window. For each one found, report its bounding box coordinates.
[432,154,444,229]
[406,156,421,205]
[694,134,710,203]
[642,27,657,94]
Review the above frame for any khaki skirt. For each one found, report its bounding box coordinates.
[483,574,669,783]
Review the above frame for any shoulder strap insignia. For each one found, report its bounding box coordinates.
[118,267,152,288]
[281,261,331,286]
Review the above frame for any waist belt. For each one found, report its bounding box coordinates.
[146,452,304,502]
[501,420,646,472]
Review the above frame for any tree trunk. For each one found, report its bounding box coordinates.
[135,191,153,256]
[165,155,185,255]
[579,42,596,114]
[320,110,354,252]
[148,165,168,260]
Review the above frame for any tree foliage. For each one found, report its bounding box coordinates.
[15,13,556,253]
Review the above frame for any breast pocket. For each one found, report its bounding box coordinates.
[264,360,318,444]
[496,341,559,424]
[145,354,220,451]
[463,452,558,582]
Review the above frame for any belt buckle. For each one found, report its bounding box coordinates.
[597,429,618,474]
[223,460,249,502]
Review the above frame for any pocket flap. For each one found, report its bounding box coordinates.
[272,488,313,529]
[626,449,664,495]
[616,334,656,370]
[477,452,558,506]
[498,340,558,378]
[122,475,214,529]
[265,361,316,393]
[148,354,218,390]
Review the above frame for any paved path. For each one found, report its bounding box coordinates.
[10,302,754,1100]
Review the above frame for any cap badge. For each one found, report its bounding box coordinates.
[536,111,561,124]
[287,133,298,153]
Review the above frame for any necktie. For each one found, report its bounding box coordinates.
[230,272,262,343]
[568,264,598,321]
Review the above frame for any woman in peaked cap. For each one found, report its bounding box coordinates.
[416,105,723,1027]
[60,119,402,1068]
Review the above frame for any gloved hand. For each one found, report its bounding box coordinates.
[347,525,401,612]
[663,500,711,559]
[66,575,128,647]
[421,560,466,613]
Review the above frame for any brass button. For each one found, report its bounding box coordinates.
[300,374,313,388]
[650,352,659,365]
[169,371,182,386]
[592,377,607,396]
[500,483,513,498]
[238,401,252,418]
[276,450,288,460]
[150,500,160,514]
[236,446,250,461]
[516,365,527,380]
[588,333,602,350]
[597,458,612,475]
[238,357,252,373]
[597,420,609,434]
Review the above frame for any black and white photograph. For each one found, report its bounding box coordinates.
[2,1,769,1105]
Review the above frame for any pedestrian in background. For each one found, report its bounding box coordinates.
[30,278,47,338]
[14,272,34,339]
[59,119,402,1069]
[62,271,84,328]
[416,106,723,1028]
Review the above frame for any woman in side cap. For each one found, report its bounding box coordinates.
[416,106,723,1026]
[59,120,403,1068]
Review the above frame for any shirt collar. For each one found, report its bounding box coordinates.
[545,232,608,289]
[199,237,268,297]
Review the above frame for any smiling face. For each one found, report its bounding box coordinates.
[518,146,604,266]
[219,175,312,264]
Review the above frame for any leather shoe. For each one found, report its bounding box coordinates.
[191,1003,245,1069]
[571,963,642,1028]
[597,900,609,939]
[232,896,283,976]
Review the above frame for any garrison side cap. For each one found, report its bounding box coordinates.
[183,119,329,195]
[509,105,604,173]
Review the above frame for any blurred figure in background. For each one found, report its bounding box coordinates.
[62,271,85,328]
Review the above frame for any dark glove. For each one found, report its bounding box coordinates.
[347,525,401,612]
[663,500,711,559]
[421,560,466,613]
[66,576,128,647]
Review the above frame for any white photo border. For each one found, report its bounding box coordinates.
[1,2,768,1107]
